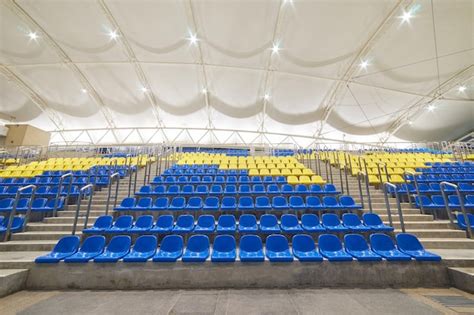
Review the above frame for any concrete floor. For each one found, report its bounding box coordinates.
[1,288,473,315]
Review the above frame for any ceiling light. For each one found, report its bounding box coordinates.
[408,120,413,125]
[202,88,207,94]
[458,85,466,92]
[427,104,436,111]
[81,88,88,94]
[264,93,270,100]
[283,0,293,4]
[360,60,369,69]
[188,33,198,45]
[400,10,413,23]
[109,30,119,40]
[28,32,38,40]
[141,87,148,93]
[271,43,280,54]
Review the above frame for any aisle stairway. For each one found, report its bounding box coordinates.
[0,164,155,252]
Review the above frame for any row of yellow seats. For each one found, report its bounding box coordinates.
[247,168,315,176]
[368,174,405,185]
[288,175,326,185]
[219,163,305,169]
[0,170,43,178]
[351,167,417,176]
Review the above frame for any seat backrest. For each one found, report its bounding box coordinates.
[189,197,203,206]
[324,184,336,192]
[431,195,445,206]
[306,196,321,206]
[240,235,262,252]
[94,215,113,228]
[322,213,340,226]
[370,234,396,251]
[362,213,383,226]
[197,215,215,227]
[310,184,322,192]
[54,235,80,254]
[182,185,194,193]
[171,197,186,207]
[267,184,279,192]
[225,185,237,193]
[301,214,319,226]
[218,215,236,227]
[80,235,106,253]
[342,213,361,226]
[137,197,152,207]
[253,184,265,192]
[204,196,219,206]
[168,185,180,193]
[210,185,222,193]
[154,185,166,193]
[344,234,369,251]
[281,184,293,192]
[133,235,157,252]
[114,215,133,228]
[107,235,132,253]
[292,234,315,252]
[395,233,424,251]
[17,198,30,208]
[448,195,460,205]
[139,186,151,193]
[239,185,251,192]
[154,197,169,208]
[187,234,209,252]
[239,197,253,206]
[260,214,278,227]
[266,234,289,252]
[176,215,194,227]
[466,195,474,203]
[281,214,299,227]
[318,234,342,252]
[156,215,174,228]
[323,196,338,206]
[135,215,154,228]
[121,197,136,207]
[289,196,304,205]
[272,196,287,206]
[213,235,236,252]
[196,185,208,193]
[160,235,183,252]
[239,214,257,227]
[256,196,270,206]
[339,196,355,206]
[222,196,236,206]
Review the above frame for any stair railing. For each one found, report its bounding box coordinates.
[53,172,73,217]
[382,182,405,233]
[440,181,472,238]
[71,184,94,235]
[356,170,373,213]
[403,170,419,210]
[3,184,37,242]
[105,172,120,216]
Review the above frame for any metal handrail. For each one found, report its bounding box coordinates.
[335,153,344,193]
[105,172,120,215]
[3,184,37,242]
[53,172,73,217]
[71,184,94,235]
[383,182,406,233]
[343,153,350,195]
[403,170,420,210]
[356,170,373,212]
[440,181,472,238]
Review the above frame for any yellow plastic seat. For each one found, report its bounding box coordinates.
[249,169,259,176]
[259,169,270,176]
[390,175,405,184]
[299,175,312,185]
[281,169,292,176]
[291,169,303,176]
[310,175,326,184]
[270,169,281,176]
[287,175,299,185]
[302,169,314,175]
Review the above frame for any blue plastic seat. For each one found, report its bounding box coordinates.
[362,213,394,232]
[226,176,238,184]
[292,234,323,262]
[186,197,203,211]
[182,234,210,262]
[342,213,370,232]
[173,215,195,234]
[221,196,237,211]
[251,176,262,184]
[211,235,236,262]
[239,176,250,184]
[238,214,258,233]
[456,213,474,230]
[64,235,106,263]
[136,185,152,196]
[396,233,441,261]
[344,234,382,261]
[322,213,348,232]
[202,196,219,211]
[195,185,209,195]
[266,234,293,262]
[370,234,411,261]
[301,214,325,232]
[267,184,280,195]
[177,176,189,184]
[431,195,448,209]
[165,176,176,184]
[259,214,280,233]
[152,197,169,210]
[150,215,174,233]
[153,235,184,262]
[83,215,113,234]
[224,185,237,195]
[280,214,303,233]
[167,185,180,196]
[238,196,254,211]
[281,184,294,195]
[306,196,323,211]
[169,197,186,211]
[153,185,167,196]
[217,215,236,234]
[289,196,306,210]
[238,184,251,195]
[263,176,274,184]
[31,198,48,212]
[322,196,341,210]
[133,197,153,211]
[294,184,309,195]
[448,195,462,209]
[181,185,194,196]
[272,196,289,210]
[275,176,286,184]
[309,184,323,194]
[209,184,223,195]
[252,184,266,195]
[94,235,131,263]
[114,197,135,211]
[202,176,213,185]
[323,184,338,194]
[339,196,362,210]
[152,176,164,185]
[239,235,264,262]
[249,196,269,212]
[106,215,133,233]
[123,235,157,262]
[129,215,154,233]
[214,176,225,184]
[194,215,215,233]
[35,235,81,263]
[318,234,352,261]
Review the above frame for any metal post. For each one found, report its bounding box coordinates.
[53,172,73,217]
[382,183,397,231]
[440,182,469,237]
[336,153,344,194]
[105,172,120,215]
[72,184,94,235]
[343,153,350,195]
[356,171,365,209]
[127,155,133,197]
[22,185,37,232]
[3,185,37,242]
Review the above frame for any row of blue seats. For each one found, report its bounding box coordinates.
[181,149,248,156]
[457,214,474,230]
[388,183,474,194]
[0,216,25,234]
[85,213,392,234]
[115,195,361,212]
[161,170,251,176]
[406,174,474,183]
[0,177,95,186]
[35,233,441,263]
[0,197,65,212]
[0,185,91,199]
[415,195,474,210]
[425,161,473,167]
[38,167,131,177]
[152,175,291,185]
[419,167,474,174]
[137,184,339,196]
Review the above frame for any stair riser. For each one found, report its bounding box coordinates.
[11,233,79,241]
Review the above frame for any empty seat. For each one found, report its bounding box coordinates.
[182,234,210,262]
[289,196,306,210]
[294,184,309,195]
[221,197,237,211]
[370,234,411,261]
[301,214,325,232]
[239,235,264,262]
[252,184,266,195]
[167,185,180,195]
[224,185,237,195]
[456,213,474,230]
[339,196,362,209]
[318,234,352,261]
[35,235,80,263]
[153,235,184,262]
[306,196,323,211]
[186,197,203,211]
[395,233,441,261]
[195,185,209,195]
[322,213,348,232]
[106,215,134,233]
[238,184,251,195]
[238,196,254,211]
[280,214,303,233]
[150,215,174,233]
[94,235,131,263]
[173,215,195,234]
[203,196,219,211]
[272,196,289,210]
[292,234,323,262]
[83,215,113,234]
[129,215,154,233]
[114,197,135,211]
[344,234,381,261]
[255,196,271,211]
[209,184,223,195]
[309,184,323,194]
[267,184,280,195]
[123,235,157,262]
[217,215,236,234]
[362,213,394,232]
[152,197,169,210]
[64,235,106,263]
[342,214,370,232]
[259,214,280,233]
[322,196,341,210]
[181,185,194,196]
[281,184,294,194]
[211,235,236,262]
[265,234,293,262]
[323,184,338,194]
[169,197,186,211]
[238,214,258,233]
[194,215,215,233]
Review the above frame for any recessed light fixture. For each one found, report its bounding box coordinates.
[427,104,436,111]
[28,32,38,40]
[141,87,148,93]
[408,120,413,125]
[458,85,466,92]
[264,93,270,100]
[109,30,119,40]
[81,88,88,94]
[188,33,198,45]
[400,10,413,23]
[271,43,280,54]
[202,88,207,94]
[359,60,369,69]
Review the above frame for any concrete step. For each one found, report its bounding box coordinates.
[0,240,58,252]
[43,217,98,224]
[419,238,474,249]
[394,229,466,239]
[58,210,105,217]
[372,209,421,215]
[27,223,75,232]
[379,214,433,222]
[391,221,455,229]
[0,269,28,297]
[448,267,474,293]
[11,231,80,241]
